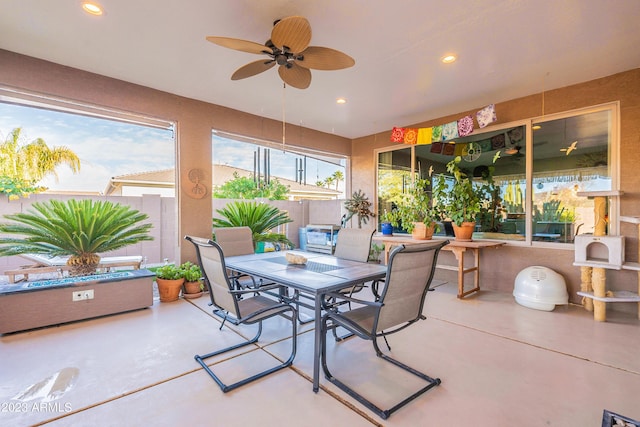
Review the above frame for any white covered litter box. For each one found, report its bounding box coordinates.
[513,266,568,311]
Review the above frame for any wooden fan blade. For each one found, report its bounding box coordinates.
[231,60,276,80]
[296,46,355,70]
[206,36,271,55]
[278,63,311,89]
[271,16,311,54]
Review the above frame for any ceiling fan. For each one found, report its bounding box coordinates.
[206,16,355,89]
[506,145,524,159]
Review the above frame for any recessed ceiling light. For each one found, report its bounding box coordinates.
[336,98,347,104]
[533,125,541,130]
[82,2,104,15]
[441,54,457,64]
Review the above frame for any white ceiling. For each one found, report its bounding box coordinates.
[1,0,639,140]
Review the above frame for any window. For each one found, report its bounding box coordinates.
[375,103,618,244]
[532,107,615,242]
[0,87,175,196]
[212,130,347,200]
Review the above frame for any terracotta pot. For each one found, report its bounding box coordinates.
[452,221,476,241]
[183,280,203,299]
[156,278,184,302]
[411,222,435,240]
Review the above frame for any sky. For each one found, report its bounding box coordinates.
[0,102,345,196]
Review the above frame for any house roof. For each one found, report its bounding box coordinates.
[104,164,341,200]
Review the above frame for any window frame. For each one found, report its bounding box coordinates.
[374,101,620,247]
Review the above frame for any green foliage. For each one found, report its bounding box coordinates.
[344,190,375,228]
[212,200,293,248]
[433,156,485,226]
[387,178,441,233]
[213,172,289,200]
[0,199,153,258]
[154,264,183,280]
[0,176,46,200]
[0,127,80,196]
[179,261,202,282]
[368,243,384,262]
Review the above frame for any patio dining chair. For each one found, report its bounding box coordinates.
[212,226,260,289]
[320,240,448,419]
[325,227,375,339]
[185,235,297,393]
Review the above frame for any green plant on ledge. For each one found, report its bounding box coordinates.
[433,156,486,226]
[387,178,441,233]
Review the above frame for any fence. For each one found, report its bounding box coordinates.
[0,194,344,274]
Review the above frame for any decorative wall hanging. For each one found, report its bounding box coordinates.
[404,128,418,144]
[430,142,443,154]
[417,127,433,144]
[491,133,506,150]
[442,143,456,156]
[183,168,208,199]
[431,125,443,142]
[442,121,459,140]
[390,127,405,143]
[457,115,474,136]
[476,104,497,128]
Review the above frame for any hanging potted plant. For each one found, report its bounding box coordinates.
[388,178,441,240]
[433,156,486,241]
[180,261,204,299]
[154,264,185,302]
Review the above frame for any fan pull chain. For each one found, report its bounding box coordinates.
[282,83,286,152]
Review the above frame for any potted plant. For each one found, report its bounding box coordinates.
[379,210,394,236]
[180,261,203,299]
[344,189,376,229]
[388,178,441,240]
[212,201,293,251]
[433,156,486,241]
[0,199,153,276]
[154,264,185,302]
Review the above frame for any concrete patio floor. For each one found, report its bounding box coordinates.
[1,281,639,426]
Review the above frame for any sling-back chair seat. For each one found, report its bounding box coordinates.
[321,240,448,419]
[185,235,297,393]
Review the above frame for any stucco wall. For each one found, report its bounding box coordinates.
[352,69,640,311]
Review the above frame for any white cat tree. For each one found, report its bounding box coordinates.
[573,190,640,321]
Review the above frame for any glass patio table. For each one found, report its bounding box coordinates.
[224,249,387,392]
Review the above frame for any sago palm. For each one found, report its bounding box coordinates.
[212,201,293,248]
[0,199,153,276]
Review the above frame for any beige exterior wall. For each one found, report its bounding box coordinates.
[352,69,640,309]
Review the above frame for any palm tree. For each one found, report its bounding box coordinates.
[331,170,344,191]
[0,127,80,183]
[0,199,153,276]
[212,201,293,248]
[323,176,335,189]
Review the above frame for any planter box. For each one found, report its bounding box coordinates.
[0,269,154,334]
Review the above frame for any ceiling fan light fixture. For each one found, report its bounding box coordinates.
[81,1,103,15]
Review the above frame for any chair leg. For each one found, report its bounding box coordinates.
[321,316,440,420]
[196,307,298,393]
